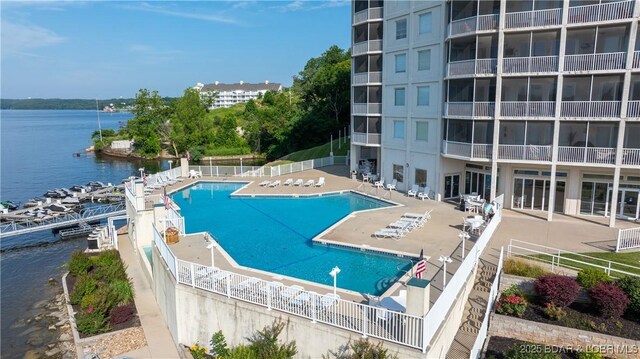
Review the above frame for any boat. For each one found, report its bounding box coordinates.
[71,184,91,192]
[86,181,107,191]
[23,198,44,208]
[0,201,19,211]
[43,190,64,199]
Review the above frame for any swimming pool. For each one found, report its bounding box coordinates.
[171,182,413,295]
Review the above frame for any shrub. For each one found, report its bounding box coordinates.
[534,275,580,307]
[211,330,229,357]
[616,276,640,316]
[588,282,630,319]
[68,250,92,276]
[109,303,135,326]
[543,303,566,321]
[576,268,610,288]
[76,310,109,336]
[92,250,127,281]
[70,275,98,305]
[504,344,561,359]
[80,293,95,309]
[109,279,134,305]
[496,285,528,318]
[577,349,603,359]
[504,258,551,279]
[247,320,297,359]
[91,285,118,316]
[188,343,207,359]
[226,345,256,359]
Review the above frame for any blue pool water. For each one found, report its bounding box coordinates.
[171,182,413,295]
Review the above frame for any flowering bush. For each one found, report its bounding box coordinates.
[588,282,630,319]
[543,303,567,321]
[496,285,528,317]
[534,275,580,307]
[189,342,207,359]
[165,227,179,235]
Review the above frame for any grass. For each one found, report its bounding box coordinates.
[282,138,350,162]
[528,251,640,277]
[503,258,551,279]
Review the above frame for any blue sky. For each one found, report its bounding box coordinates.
[1,1,350,99]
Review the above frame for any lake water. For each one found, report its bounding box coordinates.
[0,110,167,358]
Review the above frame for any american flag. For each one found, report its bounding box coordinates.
[186,151,190,161]
[415,249,426,279]
[163,187,170,210]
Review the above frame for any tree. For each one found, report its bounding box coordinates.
[169,88,212,156]
[126,89,168,157]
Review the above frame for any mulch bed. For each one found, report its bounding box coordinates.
[484,336,579,359]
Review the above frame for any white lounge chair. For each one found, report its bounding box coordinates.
[304,179,315,187]
[283,178,293,186]
[407,185,419,197]
[386,179,397,191]
[418,187,431,200]
[319,293,340,308]
[373,228,403,239]
[293,179,303,186]
[315,177,325,187]
[280,285,304,299]
[161,175,177,185]
[258,180,270,187]
[188,169,202,178]
[232,277,260,292]
[374,178,385,188]
[268,180,281,188]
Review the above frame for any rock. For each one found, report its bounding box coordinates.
[47,343,57,349]
[34,314,44,322]
[59,333,72,341]
[26,335,44,347]
[23,349,42,359]
[48,278,57,285]
[55,319,66,326]
[33,300,49,309]
[48,325,56,331]
[44,348,60,357]
[62,352,75,359]
[26,318,33,325]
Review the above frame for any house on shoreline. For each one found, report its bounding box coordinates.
[194,81,283,109]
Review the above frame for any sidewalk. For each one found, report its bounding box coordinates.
[117,234,181,359]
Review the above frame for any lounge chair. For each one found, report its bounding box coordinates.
[418,187,431,200]
[386,179,397,191]
[169,173,184,182]
[319,293,340,309]
[283,178,293,186]
[188,169,202,178]
[258,180,270,187]
[268,180,281,188]
[315,177,325,187]
[291,291,317,307]
[374,178,385,188]
[304,179,315,187]
[373,228,403,239]
[293,179,303,186]
[232,277,260,292]
[161,175,177,185]
[407,185,419,197]
[280,285,304,299]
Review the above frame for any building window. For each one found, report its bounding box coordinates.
[415,169,427,187]
[393,164,404,183]
[418,12,432,35]
[416,121,429,141]
[417,86,430,106]
[395,53,406,73]
[394,87,406,106]
[393,120,405,139]
[396,19,407,40]
[417,49,431,71]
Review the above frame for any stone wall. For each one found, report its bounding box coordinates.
[488,313,640,359]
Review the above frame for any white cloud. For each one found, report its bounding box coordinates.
[1,21,65,56]
[273,0,349,12]
[122,2,242,25]
[128,44,183,65]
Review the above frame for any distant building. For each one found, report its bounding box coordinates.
[194,81,283,109]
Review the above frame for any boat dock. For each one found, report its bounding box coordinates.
[58,222,102,240]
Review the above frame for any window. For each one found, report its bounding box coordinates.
[417,49,431,71]
[393,120,405,139]
[393,164,404,183]
[394,87,406,106]
[418,12,432,35]
[396,19,407,40]
[415,169,427,187]
[416,121,429,141]
[417,86,430,106]
[395,53,406,73]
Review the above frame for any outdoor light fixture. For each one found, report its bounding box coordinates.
[458,231,470,259]
[438,255,453,287]
[329,266,341,299]
[207,241,217,268]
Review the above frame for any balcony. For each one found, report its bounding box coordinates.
[634,51,640,68]
[622,149,640,166]
[352,72,382,85]
[557,147,616,165]
[447,59,497,77]
[445,102,495,117]
[441,140,492,161]
[563,53,626,72]
[504,8,562,29]
[503,56,558,74]
[627,101,640,118]
[352,132,381,146]
[560,101,621,118]
[352,103,382,115]
[353,7,383,25]
[500,102,556,118]
[352,40,383,56]
[498,145,552,162]
[448,14,499,37]
[568,0,634,24]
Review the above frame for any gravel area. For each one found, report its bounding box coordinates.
[82,327,146,358]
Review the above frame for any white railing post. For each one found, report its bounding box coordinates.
[226,276,231,298]
[616,229,621,252]
[190,262,195,288]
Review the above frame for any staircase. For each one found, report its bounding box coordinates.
[446,258,498,359]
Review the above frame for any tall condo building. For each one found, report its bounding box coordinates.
[350,0,640,227]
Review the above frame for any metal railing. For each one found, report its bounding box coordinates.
[557,146,616,165]
[622,148,640,166]
[353,71,382,85]
[616,227,640,252]
[508,239,640,278]
[441,141,492,160]
[503,56,558,74]
[634,51,640,69]
[352,103,382,115]
[504,8,562,29]
[352,132,381,145]
[564,52,626,72]
[627,100,640,118]
[352,39,383,56]
[165,207,185,235]
[560,101,621,118]
[445,102,495,117]
[500,101,555,117]
[447,59,497,77]
[189,165,263,178]
[153,224,177,278]
[353,6,383,24]
[567,0,633,23]
[497,145,551,162]
[448,14,498,37]
[269,156,348,177]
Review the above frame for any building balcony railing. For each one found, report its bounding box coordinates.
[500,101,556,118]
[352,103,382,115]
[503,56,558,74]
[352,132,381,146]
[568,0,634,24]
[560,101,621,118]
[504,8,562,29]
[557,147,616,165]
[633,51,640,68]
[441,140,492,160]
[448,14,499,37]
[352,71,382,85]
[563,52,626,72]
[622,148,640,166]
[627,100,640,118]
[353,7,383,25]
[352,39,383,56]
[445,102,495,117]
[498,145,552,162]
[447,59,497,77]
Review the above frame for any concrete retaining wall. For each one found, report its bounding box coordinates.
[152,248,180,346]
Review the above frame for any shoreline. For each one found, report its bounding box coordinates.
[99,148,266,162]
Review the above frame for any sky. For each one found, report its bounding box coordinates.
[0,1,351,99]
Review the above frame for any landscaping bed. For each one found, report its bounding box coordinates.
[485,336,579,359]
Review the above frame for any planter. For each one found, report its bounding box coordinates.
[165,227,179,244]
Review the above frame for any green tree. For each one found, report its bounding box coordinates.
[169,88,212,156]
[126,89,168,157]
